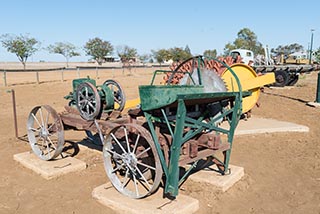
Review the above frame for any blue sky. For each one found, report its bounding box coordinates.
[0,0,318,62]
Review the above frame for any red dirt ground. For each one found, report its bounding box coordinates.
[0,67,319,214]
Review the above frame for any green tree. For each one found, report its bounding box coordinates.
[84,37,113,65]
[271,43,304,57]
[313,47,320,63]
[47,42,80,67]
[223,28,264,55]
[151,49,171,65]
[203,49,217,58]
[117,45,137,63]
[1,34,40,69]
[139,54,150,65]
[169,47,192,62]
[185,45,191,55]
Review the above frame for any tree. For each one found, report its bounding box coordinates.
[271,43,304,57]
[223,28,264,55]
[185,45,191,55]
[139,54,151,65]
[47,42,80,67]
[151,49,171,65]
[117,45,137,75]
[1,34,40,69]
[312,47,320,63]
[84,37,113,65]
[117,45,137,63]
[203,49,217,58]
[169,47,192,62]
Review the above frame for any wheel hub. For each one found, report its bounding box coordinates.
[122,153,137,170]
[40,128,49,139]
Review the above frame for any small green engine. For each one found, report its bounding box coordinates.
[64,77,125,120]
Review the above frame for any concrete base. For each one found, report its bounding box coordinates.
[188,164,244,192]
[13,151,87,180]
[222,116,309,135]
[92,183,199,214]
[307,101,320,108]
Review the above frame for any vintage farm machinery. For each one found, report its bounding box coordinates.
[27,56,266,199]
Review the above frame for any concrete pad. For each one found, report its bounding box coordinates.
[13,151,87,180]
[188,165,244,192]
[92,183,199,214]
[307,101,320,108]
[221,116,309,135]
[269,86,294,90]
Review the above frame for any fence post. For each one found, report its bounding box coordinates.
[316,71,320,103]
[36,71,40,84]
[3,70,7,86]
[77,67,80,78]
[61,68,64,82]
[96,67,99,79]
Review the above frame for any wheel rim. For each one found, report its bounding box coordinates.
[27,105,64,160]
[103,79,126,111]
[76,82,101,120]
[103,124,162,198]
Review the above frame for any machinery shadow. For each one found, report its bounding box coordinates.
[263,91,310,104]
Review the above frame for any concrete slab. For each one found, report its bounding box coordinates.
[13,151,87,180]
[188,164,244,192]
[221,116,309,135]
[307,101,320,108]
[92,183,199,214]
[269,86,294,90]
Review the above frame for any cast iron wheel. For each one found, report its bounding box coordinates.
[287,74,299,86]
[103,123,163,199]
[27,105,64,160]
[103,79,126,111]
[273,70,289,87]
[76,82,101,120]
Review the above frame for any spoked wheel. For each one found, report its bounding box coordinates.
[103,123,163,199]
[103,79,126,111]
[27,105,64,160]
[287,74,299,86]
[76,82,101,120]
[273,70,289,87]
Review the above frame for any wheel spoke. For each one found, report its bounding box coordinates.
[132,173,140,197]
[136,147,151,158]
[121,168,130,189]
[135,166,151,190]
[111,133,127,154]
[105,148,125,159]
[47,137,57,150]
[39,108,45,127]
[136,161,156,171]
[32,113,42,128]
[123,127,130,153]
[132,134,140,154]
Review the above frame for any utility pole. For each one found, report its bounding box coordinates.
[309,29,315,64]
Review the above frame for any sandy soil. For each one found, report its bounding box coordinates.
[0,66,319,214]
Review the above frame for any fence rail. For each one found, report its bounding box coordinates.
[0,65,169,87]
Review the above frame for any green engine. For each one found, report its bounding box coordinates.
[64,77,125,120]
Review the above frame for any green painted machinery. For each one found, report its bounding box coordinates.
[64,77,126,120]
[102,56,250,199]
[26,56,250,200]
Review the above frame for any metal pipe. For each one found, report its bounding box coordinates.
[6,89,18,138]
[316,72,320,103]
[309,29,315,65]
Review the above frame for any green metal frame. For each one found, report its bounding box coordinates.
[139,56,247,197]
